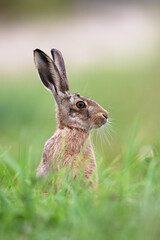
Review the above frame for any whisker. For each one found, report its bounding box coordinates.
[91,112,116,150]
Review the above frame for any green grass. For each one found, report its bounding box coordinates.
[0,62,160,239]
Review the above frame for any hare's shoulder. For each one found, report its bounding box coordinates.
[43,131,63,155]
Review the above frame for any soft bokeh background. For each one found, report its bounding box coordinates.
[1,1,160,161]
[0,1,160,239]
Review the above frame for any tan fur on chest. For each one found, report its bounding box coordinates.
[37,127,97,180]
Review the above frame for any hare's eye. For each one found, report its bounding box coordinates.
[76,101,86,109]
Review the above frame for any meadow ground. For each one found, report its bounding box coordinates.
[0,61,160,240]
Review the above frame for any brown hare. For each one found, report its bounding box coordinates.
[34,48,108,185]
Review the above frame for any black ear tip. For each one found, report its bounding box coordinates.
[34,49,44,54]
[33,49,48,60]
[51,48,63,61]
[51,48,55,60]
[51,48,55,53]
[33,49,39,57]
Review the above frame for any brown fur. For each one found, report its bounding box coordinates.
[37,127,97,181]
[34,48,108,186]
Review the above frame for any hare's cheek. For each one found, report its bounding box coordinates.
[86,109,90,118]
[69,109,78,118]
[79,109,90,121]
[92,115,101,126]
[71,112,76,118]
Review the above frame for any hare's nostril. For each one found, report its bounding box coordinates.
[103,114,108,120]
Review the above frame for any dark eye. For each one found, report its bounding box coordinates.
[76,101,86,109]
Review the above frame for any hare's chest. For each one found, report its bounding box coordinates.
[41,129,97,180]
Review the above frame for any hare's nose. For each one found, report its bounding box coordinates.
[102,113,108,120]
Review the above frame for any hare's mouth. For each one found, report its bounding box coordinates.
[91,113,108,129]
[101,117,108,127]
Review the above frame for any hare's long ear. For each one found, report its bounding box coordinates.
[51,48,69,92]
[34,49,69,103]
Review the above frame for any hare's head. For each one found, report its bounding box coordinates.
[34,49,108,131]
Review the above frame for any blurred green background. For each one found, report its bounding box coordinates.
[0,1,160,240]
[0,1,160,162]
